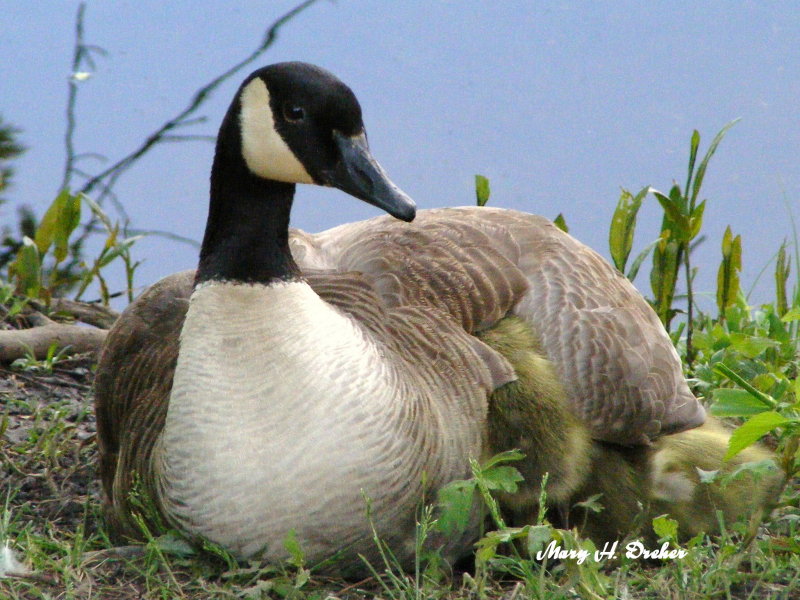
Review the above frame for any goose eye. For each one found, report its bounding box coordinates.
[283,104,305,123]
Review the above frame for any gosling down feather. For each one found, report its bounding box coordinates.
[94,62,715,571]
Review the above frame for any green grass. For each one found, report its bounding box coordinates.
[0,368,797,599]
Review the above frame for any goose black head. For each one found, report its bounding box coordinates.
[230,62,416,222]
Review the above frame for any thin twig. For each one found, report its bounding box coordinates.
[61,2,107,192]
[82,223,200,248]
[60,2,86,192]
[160,134,217,143]
[77,0,319,199]
[82,545,147,564]
[30,297,119,329]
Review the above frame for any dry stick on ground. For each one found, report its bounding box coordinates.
[0,312,107,362]
[0,299,118,362]
[33,297,119,329]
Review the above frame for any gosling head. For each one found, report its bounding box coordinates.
[223,61,416,222]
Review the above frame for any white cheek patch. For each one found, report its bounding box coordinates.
[239,79,314,184]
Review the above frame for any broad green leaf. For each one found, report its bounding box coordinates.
[480,526,529,546]
[625,237,660,281]
[719,459,779,488]
[668,183,687,214]
[609,186,648,273]
[475,174,490,206]
[725,411,790,460]
[688,199,706,240]
[794,374,800,405]
[572,493,604,513]
[553,213,569,232]
[436,479,476,535]
[781,307,800,322]
[685,130,701,196]
[716,226,742,318]
[13,237,41,297]
[283,529,305,567]
[476,526,530,563]
[294,568,310,589]
[728,333,779,358]
[765,310,791,344]
[713,363,776,409]
[650,233,680,327]
[526,524,554,557]
[652,515,679,540]
[696,468,720,484]
[758,375,788,402]
[480,465,524,493]
[34,188,71,254]
[720,225,733,257]
[710,388,771,417]
[481,449,525,470]
[475,539,498,564]
[53,192,81,263]
[654,189,690,236]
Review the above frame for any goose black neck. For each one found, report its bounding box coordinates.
[195,150,301,286]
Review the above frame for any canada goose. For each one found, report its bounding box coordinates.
[94,62,774,573]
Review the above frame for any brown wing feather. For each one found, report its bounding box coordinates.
[94,270,193,537]
[294,216,530,332]
[292,207,704,445]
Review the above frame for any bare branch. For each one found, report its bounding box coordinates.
[0,320,107,362]
[60,2,87,192]
[31,297,120,329]
[73,152,107,164]
[82,545,147,564]
[83,223,200,248]
[160,134,217,143]
[77,0,320,199]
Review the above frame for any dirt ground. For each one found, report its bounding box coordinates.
[1,357,99,534]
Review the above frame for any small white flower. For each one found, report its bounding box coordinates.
[0,544,30,578]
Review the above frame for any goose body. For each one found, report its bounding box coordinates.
[95,62,776,572]
[159,274,503,560]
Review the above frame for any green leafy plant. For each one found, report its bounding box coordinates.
[10,341,73,373]
[475,174,491,207]
[553,212,569,232]
[609,186,658,281]
[649,120,739,361]
[711,363,798,475]
[5,189,142,305]
[8,189,81,302]
[74,195,143,303]
[717,226,743,321]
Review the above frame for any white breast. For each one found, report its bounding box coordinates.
[159,281,412,560]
